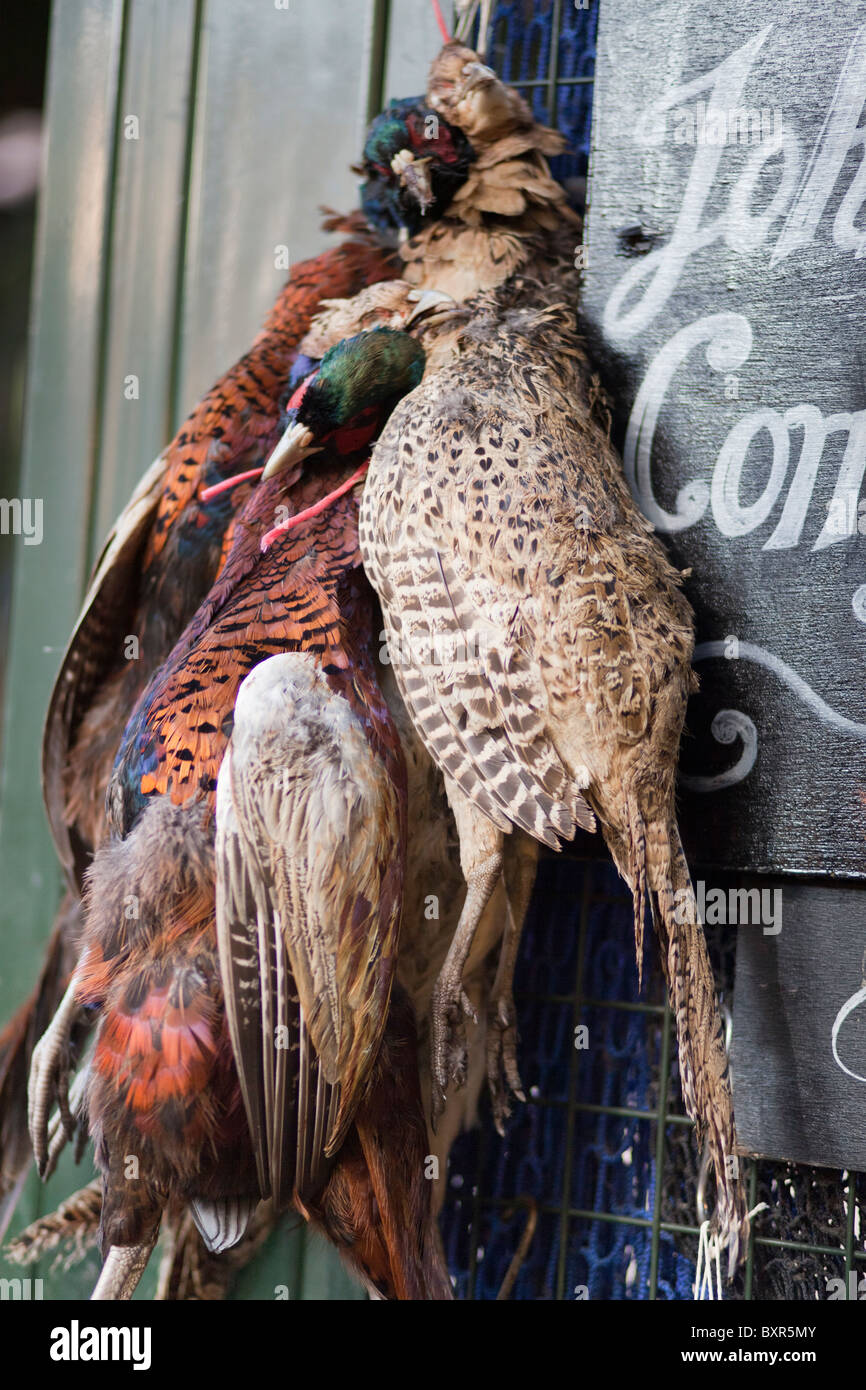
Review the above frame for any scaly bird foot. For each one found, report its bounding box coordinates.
[430,975,478,1124]
[41,1064,89,1181]
[28,984,81,1177]
[486,990,525,1136]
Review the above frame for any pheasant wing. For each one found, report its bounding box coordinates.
[364,402,597,849]
[42,453,168,886]
[215,653,402,1206]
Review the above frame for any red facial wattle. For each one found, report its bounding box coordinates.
[328,403,381,458]
[287,372,315,413]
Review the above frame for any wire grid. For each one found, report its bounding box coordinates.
[438,853,866,1299]
[481,0,596,196]
[435,0,866,1301]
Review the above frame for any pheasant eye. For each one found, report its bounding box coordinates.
[287,371,316,413]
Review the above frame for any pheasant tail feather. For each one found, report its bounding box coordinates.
[647,819,749,1277]
[625,793,647,989]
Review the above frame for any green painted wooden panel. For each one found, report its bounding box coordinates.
[383,0,446,99]
[175,0,378,417]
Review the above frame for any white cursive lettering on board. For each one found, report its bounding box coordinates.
[610,25,866,553]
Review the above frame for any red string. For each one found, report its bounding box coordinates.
[431,0,451,44]
[260,460,370,552]
[200,467,264,502]
[201,373,317,502]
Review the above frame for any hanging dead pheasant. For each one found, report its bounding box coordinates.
[358,96,475,242]
[45,213,396,894]
[263,42,749,1268]
[368,279,747,1274]
[0,214,395,1264]
[28,324,453,1300]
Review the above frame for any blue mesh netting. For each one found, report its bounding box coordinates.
[438,857,698,1299]
[487,0,597,184]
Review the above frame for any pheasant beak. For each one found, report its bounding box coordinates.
[460,61,497,94]
[390,148,434,214]
[261,421,322,480]
[405,288,456,328]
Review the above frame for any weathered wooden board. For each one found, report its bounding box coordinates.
[732,882,866,1168]
[582,0,866,876]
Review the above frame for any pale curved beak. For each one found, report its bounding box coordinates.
[406,288,456,327]
[261,421,322,480]
[460,61,497,93]
[390,147,434,214]
[390,148,414,177]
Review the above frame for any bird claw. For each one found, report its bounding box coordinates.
[28,986,80,1177]
[486,991,525,1136]
[29,1038,67,1178]
[41,1063,88,1180]
[430,978,477,1115]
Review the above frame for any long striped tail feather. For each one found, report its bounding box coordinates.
[647,819,749,1276]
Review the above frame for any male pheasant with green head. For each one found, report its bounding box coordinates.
[0,216,396,1261]
[28,325,454,1301]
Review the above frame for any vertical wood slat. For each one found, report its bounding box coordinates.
[0,0,390,1297]
[174,0,375,420]
[382,0,445,99]
[91,0,199,542]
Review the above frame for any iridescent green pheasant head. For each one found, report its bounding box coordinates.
[359,96,475,238]
[263,323,430,478]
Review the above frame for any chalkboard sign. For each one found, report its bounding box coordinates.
[581,0,866,877]
[732,882,866,1168]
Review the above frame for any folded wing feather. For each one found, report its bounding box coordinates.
[215,652,402,1208]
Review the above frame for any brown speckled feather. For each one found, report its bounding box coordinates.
[399,42,579,300]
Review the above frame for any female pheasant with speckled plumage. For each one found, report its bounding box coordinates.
[356,271,748,1273]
